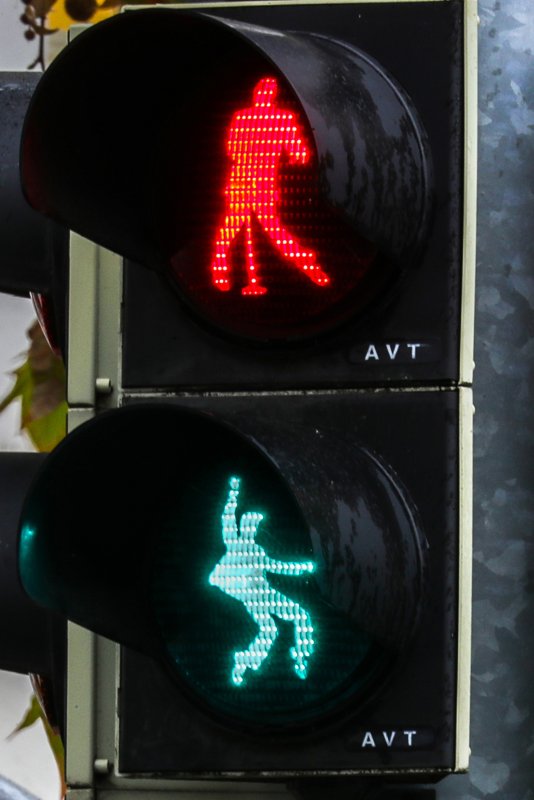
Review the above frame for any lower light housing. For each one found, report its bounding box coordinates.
[18,403,425,733]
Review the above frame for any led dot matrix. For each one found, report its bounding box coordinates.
[211,77,331,296]
[209,476,315,686]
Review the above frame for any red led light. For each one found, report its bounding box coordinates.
[165,70,380,341]
[211,77,330,297]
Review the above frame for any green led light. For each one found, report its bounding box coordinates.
[19,523,36,562]
[19,524,38,602]
[209,477,315,686]
[16,405,405,730]
[152,447,383,727]
[18,523,53,609]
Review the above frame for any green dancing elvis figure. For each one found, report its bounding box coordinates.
[209,476,316,686]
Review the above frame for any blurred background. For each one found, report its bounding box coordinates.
[0,1,61,796]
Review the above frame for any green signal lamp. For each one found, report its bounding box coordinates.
[19,403,425,731]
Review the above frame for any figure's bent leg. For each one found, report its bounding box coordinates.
[260,213,330,287]
[272,590,315,680]
[212,214,242,291]
[289,605,314,680]
[232,609,278,686]
[242,218,267,296]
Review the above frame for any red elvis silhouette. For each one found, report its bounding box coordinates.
[211,76,330,296]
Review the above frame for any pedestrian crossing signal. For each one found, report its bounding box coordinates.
[15,0,472,780]
[208,476,316,686]
[20,8,431,343]
[211,76,330,296]
[18,403,424,730]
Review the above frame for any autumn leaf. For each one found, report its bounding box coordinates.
[47,0,119,30]
[9,692,66,798]
[0,321,67,453]
[2,324,68,798]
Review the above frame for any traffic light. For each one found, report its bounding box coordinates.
[0,72,68,349]
[0,74,66,711]
[14,0,476,788]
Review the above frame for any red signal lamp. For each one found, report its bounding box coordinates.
[210,75,331,297]
[21,9,432,343]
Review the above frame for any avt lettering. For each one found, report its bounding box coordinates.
[349,728,435,751]
[361,730,417,748]
[365,343,422,361]
[348,340,440,365]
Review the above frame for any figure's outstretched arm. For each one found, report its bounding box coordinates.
[265,557,315,576]
[222,476,240,544]
[285,113,310,165]
[239,511,264,540]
